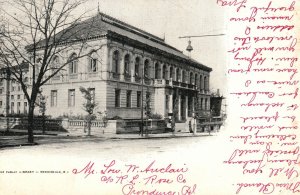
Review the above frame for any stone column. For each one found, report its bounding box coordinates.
[108,48,113,80]
[120,53,125,81]
[207,76,210,93]
[130,59,135,82]
[201,75,204,91]
[178,94,181,121]
[102,46,111,80]
[169,93,173,114]
[160,62,164,79]
[185,95,188,119]
[192,96,195,113]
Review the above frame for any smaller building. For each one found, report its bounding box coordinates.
[0,64,29,116]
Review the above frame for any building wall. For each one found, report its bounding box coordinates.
[41,80,107,117]
[0,34,212,120]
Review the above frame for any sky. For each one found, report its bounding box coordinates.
[1,0,228,95]
[83,0,228,95]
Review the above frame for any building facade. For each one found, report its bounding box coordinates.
[0,13,212,121]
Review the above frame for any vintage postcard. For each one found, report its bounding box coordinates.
[0,0,299,194]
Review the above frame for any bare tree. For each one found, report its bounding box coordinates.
[0,0,104,143]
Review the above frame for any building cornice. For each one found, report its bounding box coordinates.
[107,31,212,72]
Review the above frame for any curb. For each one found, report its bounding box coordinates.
[0,142,38,149]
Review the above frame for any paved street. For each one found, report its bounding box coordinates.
[0,132,216,157]
[0,132,233,195]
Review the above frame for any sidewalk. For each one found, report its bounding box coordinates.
[0,129,217,149]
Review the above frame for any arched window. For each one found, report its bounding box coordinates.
[35,58,42,74]
[88,51,97,72]
[190,72,193,84]
[204,76,207,90]
[195,74,198,87]
[169,67,173,79]
[135,57,140,77]
[144,59,149,78]
[182,70,186,83]
[200,75,203,89]
[69,53,78,74]
[112,50,120,74]
[162,65,167,79]
[200,98,203,110]
[124,54,130,76]
[176,68,180,81]
[52,56,59,73]
[205,98,208,110]
[155,62,160,79]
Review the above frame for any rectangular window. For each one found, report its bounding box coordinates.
[17,102,21,114]
[11,86,15,91]
[68,89,75,107]
[11,102,14,114]
[17,95,20,99]
[89,58,97,72]
[51,90,57,107]
[11,95,14,100]
[0,101,2,108]
[137,91,141,108]
[115,89,120,107]
[24,102,28,114]
[69,61,78,74]
[0,88,2,94]
[126,90,131,108]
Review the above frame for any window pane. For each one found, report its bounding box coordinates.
[135,57,140,76]
[113,51,119,73]
[126,90,131,108]
[51,90,57,107]
[124,54,130,75]
[137,91,141,108]
[69,54,77,74]
[68,89,75,107]
[115,89,120,107]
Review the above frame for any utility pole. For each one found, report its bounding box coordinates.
[5,67,10,132]
[179,33,225,132]
[140,61,144,137]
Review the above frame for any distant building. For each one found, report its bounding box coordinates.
[0,12,212,121]
[0,64,29,116]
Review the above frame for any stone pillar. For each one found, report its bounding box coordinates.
[62,118,69,130]
[185,95,188,120]
[103,46,111,80]
[207,76,210,92]
[120,53,125,81]
[130,59,135,82]
[178,94,181,121]
[201,75,204,90]
[110,49,114,80]
[192,96,195,113]
[160,63,164,79]
[169,93,173,114]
